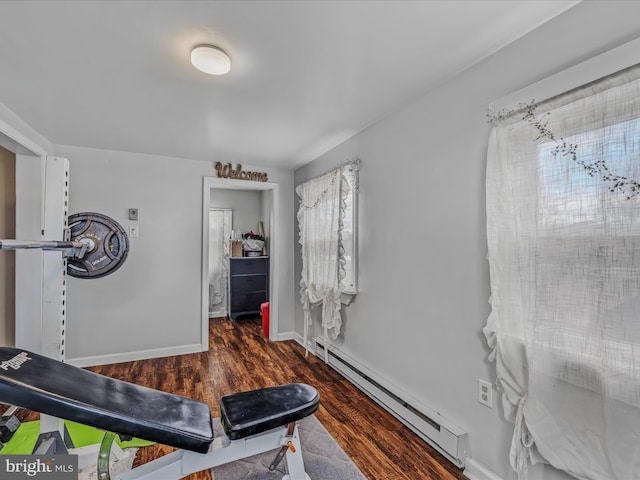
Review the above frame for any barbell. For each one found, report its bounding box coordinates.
[0,212,129,279]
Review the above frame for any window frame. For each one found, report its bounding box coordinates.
[340,165,358,295]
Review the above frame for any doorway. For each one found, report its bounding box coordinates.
[0,145,16,346]
[201,177,279,343]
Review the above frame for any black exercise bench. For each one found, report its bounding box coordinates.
[0,347,319,480]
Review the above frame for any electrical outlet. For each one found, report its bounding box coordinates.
[129,225,139,238]
[478,379,493,408]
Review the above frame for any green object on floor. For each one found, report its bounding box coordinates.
[0,420,154,455]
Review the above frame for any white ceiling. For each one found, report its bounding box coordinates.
[0,0,579,169]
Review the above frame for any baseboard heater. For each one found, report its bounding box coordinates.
[313,337,468,469]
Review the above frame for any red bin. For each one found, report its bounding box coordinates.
[260,302,270,337]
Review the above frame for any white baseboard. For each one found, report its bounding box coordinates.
[464,459,503,480]
[276,331,303,343]
[67,343,205,367]
[69,330,304,367]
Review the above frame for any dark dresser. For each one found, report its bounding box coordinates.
[229,257,269,321]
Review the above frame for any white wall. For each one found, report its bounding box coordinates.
[54,144,295,365]
[293,2,640,480]
[210,189,263,234]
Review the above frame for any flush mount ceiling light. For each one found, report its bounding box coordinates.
[190,45,231,75]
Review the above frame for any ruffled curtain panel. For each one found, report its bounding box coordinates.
[297,167,350,355]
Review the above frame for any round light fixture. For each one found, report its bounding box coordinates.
[190,45,231,75]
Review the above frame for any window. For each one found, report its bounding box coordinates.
[339,164,358,295]
[297,160,359,349]
[538,116,640,229]
[485,64,640,480]
[535,117,640,402]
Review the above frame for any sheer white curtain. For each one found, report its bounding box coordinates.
[485,65,640,480]
[209,209,231,316]
[297,167,350,353]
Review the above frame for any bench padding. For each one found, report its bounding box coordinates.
[220,383,319,440]
[0,347,214,453]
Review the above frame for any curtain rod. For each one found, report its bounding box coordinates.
[491,62,640,124]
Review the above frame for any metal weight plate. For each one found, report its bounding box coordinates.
[67,212,129,279]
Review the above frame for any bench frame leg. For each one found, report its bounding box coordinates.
[34,415,125,470]
[112,422,309,480]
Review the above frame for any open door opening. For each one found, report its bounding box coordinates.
[201,177,279,345]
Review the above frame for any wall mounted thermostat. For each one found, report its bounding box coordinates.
[128,208,138,221]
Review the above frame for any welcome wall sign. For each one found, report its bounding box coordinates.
[215,162,268,182]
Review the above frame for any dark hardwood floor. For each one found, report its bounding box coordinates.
[18,317,467,480]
